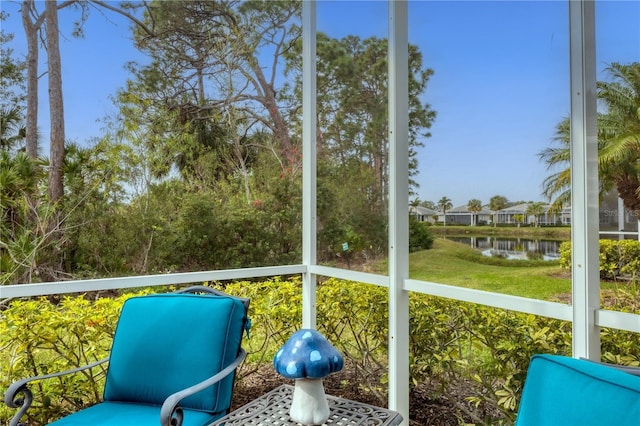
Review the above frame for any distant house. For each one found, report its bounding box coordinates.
[420,195,638,232]
[439,205,493,226]
[409,206,437,223]
[495,199,638,230]
[496,203,560,226]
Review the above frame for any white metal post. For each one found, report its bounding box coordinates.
[388,1,410,423]
[569,0,600,359]
[302,0,317,330]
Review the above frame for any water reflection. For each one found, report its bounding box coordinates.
[446,236,562,261]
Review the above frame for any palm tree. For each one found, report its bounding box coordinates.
[525,202,546,227]
[598,62,640,214]
[1,107,26,152]
[540,62,640,216]
[437,196,452,227]
[467,199,482,226]
[489,195,507,227]
[539,118,572,213]
[513,213,525,228]
[410,197,421,220]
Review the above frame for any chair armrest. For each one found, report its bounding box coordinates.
[160,349,246,426]
[580,357,640,377]
[4,357,109,426]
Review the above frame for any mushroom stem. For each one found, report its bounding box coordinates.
[289,378,329,425]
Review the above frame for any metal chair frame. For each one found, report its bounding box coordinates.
[4,286,249,426]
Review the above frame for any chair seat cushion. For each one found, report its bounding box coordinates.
[48,402,220,426]
[516,354,640,425]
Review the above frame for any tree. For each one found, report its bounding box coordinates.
[513,214,524,228]
[489,195,507,227]
[597,62,640,215]
[525,202,546,227]
[1,107,25,152]
[44,0,65,202]
[125,1,301,175]
[410,197,421,220]
[467,199,483,226]
[420,200,436,210]
[287,34,435,204]
[540,62,640,216]
[438,196,452,227]
[0,11,26,113]
[0,149,49,284]
[20,0,43,158]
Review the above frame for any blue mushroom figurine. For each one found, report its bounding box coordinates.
[274,329,344,425]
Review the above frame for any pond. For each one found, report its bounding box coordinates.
[445,236,564,261]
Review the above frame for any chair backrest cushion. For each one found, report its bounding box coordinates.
[516,354,640,425]
[103,293,247,414]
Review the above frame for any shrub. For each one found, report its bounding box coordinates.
[213,277,302,366]
[409,218,435,252]
[0,291,148,424]
[409,295,572,423]
[2,279,639,425]
[559,239,640,280]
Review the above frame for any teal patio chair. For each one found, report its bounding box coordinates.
[4,286,250,426]
[515,354,640,426]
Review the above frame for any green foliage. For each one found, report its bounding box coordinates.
[214,278,302,366]
[0,150,71,284]
[318,279,390,400]
[65,154,302,275]
[513,214,525,225]
[525,202,546,227]
[284,33,435,260]
[559,239,640,280]
[1,280,639,425]
[0,291,148,424]
[409,218,434,252]
[408,295,571,423]
[0,13,26,114]
[541,62,640,214]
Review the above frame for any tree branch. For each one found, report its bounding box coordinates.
[89,0,155,37]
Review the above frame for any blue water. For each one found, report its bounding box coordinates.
[445,236,563,261]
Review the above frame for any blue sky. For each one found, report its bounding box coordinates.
[2,1,639,207]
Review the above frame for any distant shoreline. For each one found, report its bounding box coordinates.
[430,225,571,240]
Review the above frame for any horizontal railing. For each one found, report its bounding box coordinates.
[599,230,640,240]
[0,265,306,299]
[3,265,638,335]
[405,279,573,322]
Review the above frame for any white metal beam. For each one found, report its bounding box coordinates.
[388,1,410,423]
[0,265,307,299]
[405,279,573,322]
[302,0,318,330]
[309,265,390,287]
[569,0,600,359]
[597,310,640,333]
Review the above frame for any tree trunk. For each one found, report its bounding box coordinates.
[45,0,65,202]
[248,61,294,166]
[21,0,41,159]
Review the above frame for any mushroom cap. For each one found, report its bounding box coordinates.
[273,329,344,379]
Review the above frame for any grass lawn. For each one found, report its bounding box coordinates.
[408,238,572,300]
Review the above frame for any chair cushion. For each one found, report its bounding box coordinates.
[48,401,219,426]
[516,354,640,425]
[103,293,246,414]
